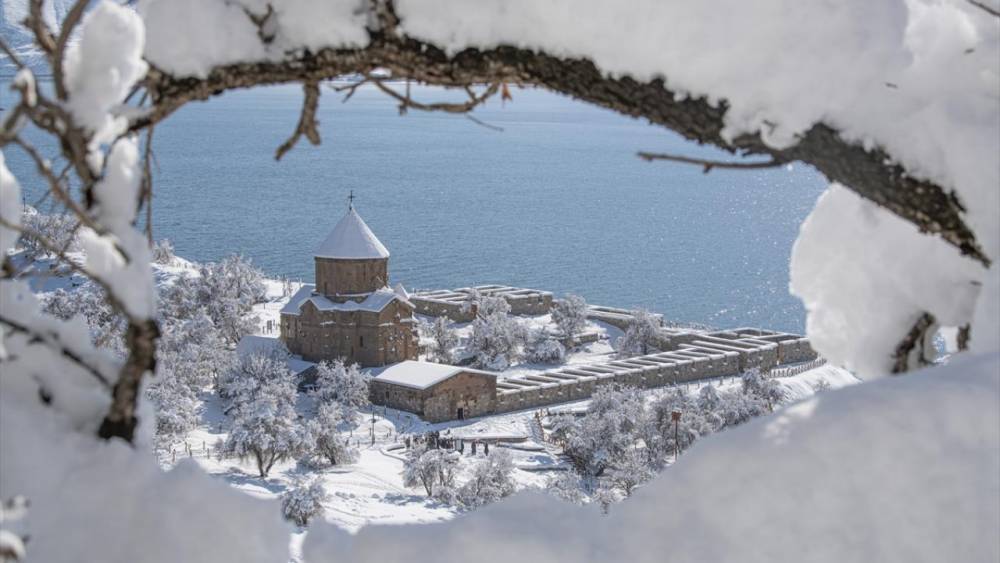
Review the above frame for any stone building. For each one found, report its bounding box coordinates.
[370,361,499,422]
[279,205,419,367]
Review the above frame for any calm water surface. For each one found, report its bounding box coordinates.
[3,83,827,332]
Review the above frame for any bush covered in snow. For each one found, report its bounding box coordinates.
[18,208,79,260]
[281,478,329,527]
[552,375,793,503]
[151,238,175,265]
[557,385,647,477]
[457,449,516,508]
[403,443,460,498]
[468,296,527,370]
[309,402,359,466]
[525,330,566,364]
[552,293,589,346]
[615,309,661,358]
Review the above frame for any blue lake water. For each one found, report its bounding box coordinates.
[3,82,827,332]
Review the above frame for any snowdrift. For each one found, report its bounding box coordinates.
[305,352,1000,563]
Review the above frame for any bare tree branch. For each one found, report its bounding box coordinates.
[892,312,937,374]
[0,36,25,70]
[637,151,786,173]
[968,0,1000,17]
[275,81,321,161]
[135,33,989,266]
[51,0,90,101]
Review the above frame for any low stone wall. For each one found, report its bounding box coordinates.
[493,332,816,415]
[412,285,554,321]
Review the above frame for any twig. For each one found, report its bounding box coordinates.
[275,81,321,161]
[371,78,500,114]
[0,37,25,70]
[52,0,90,101]
[465,114,504,132]
[968,0,1000,17]
[24,0,56,57]
[11,137,103,236]
[637,151,786,173]
[142,125,155,245]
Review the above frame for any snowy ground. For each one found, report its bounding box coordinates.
[16,250,859,535]
[165,358,857,534]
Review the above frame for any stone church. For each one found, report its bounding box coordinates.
[279,204,419,367]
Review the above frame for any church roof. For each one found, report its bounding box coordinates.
[315,208,390,260]
[280,284,411,316]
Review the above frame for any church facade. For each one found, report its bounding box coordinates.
[279,206,419,367]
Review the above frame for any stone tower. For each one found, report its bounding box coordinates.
[314,206,390,299]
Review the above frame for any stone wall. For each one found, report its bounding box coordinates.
[281,298,418,367]
[411,285,554,321]
[370,371,497,423]
[315,257,388,296]
[493,330,814,416]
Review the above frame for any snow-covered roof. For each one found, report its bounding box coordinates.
[372,360,497,391]
[280,284,410,316]
[315,208,390,260]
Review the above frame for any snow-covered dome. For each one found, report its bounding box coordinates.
[315,208,390,260]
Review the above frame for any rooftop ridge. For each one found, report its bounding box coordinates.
[314,207,390,260]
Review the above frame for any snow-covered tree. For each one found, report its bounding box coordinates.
[714,389,769,429]
[402,444,459,497]
[218,346,290,404]
[526,329,567,364]
[426,316,458,364]
[158,254,265,344]
[544,472,588,506]
[645,388,721,462]
[223,378,311,477]
[741,368,786,411]
[18,207,78,260]
[561,385,646,476]
[159,312,234,391]
[310,359,369,421]
[616,309,662,358]
[811,378,832,393]
[309,402,359,466]
[605,447,655,497]
[43,284,126,355]
[281,478,329,527]
[552,294,589,346]
[146,370,200,444]
[457,448,516,508]
[151,238,175,265]
[468,296,527,370]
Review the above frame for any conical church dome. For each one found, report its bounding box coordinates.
[315,208,389,260]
